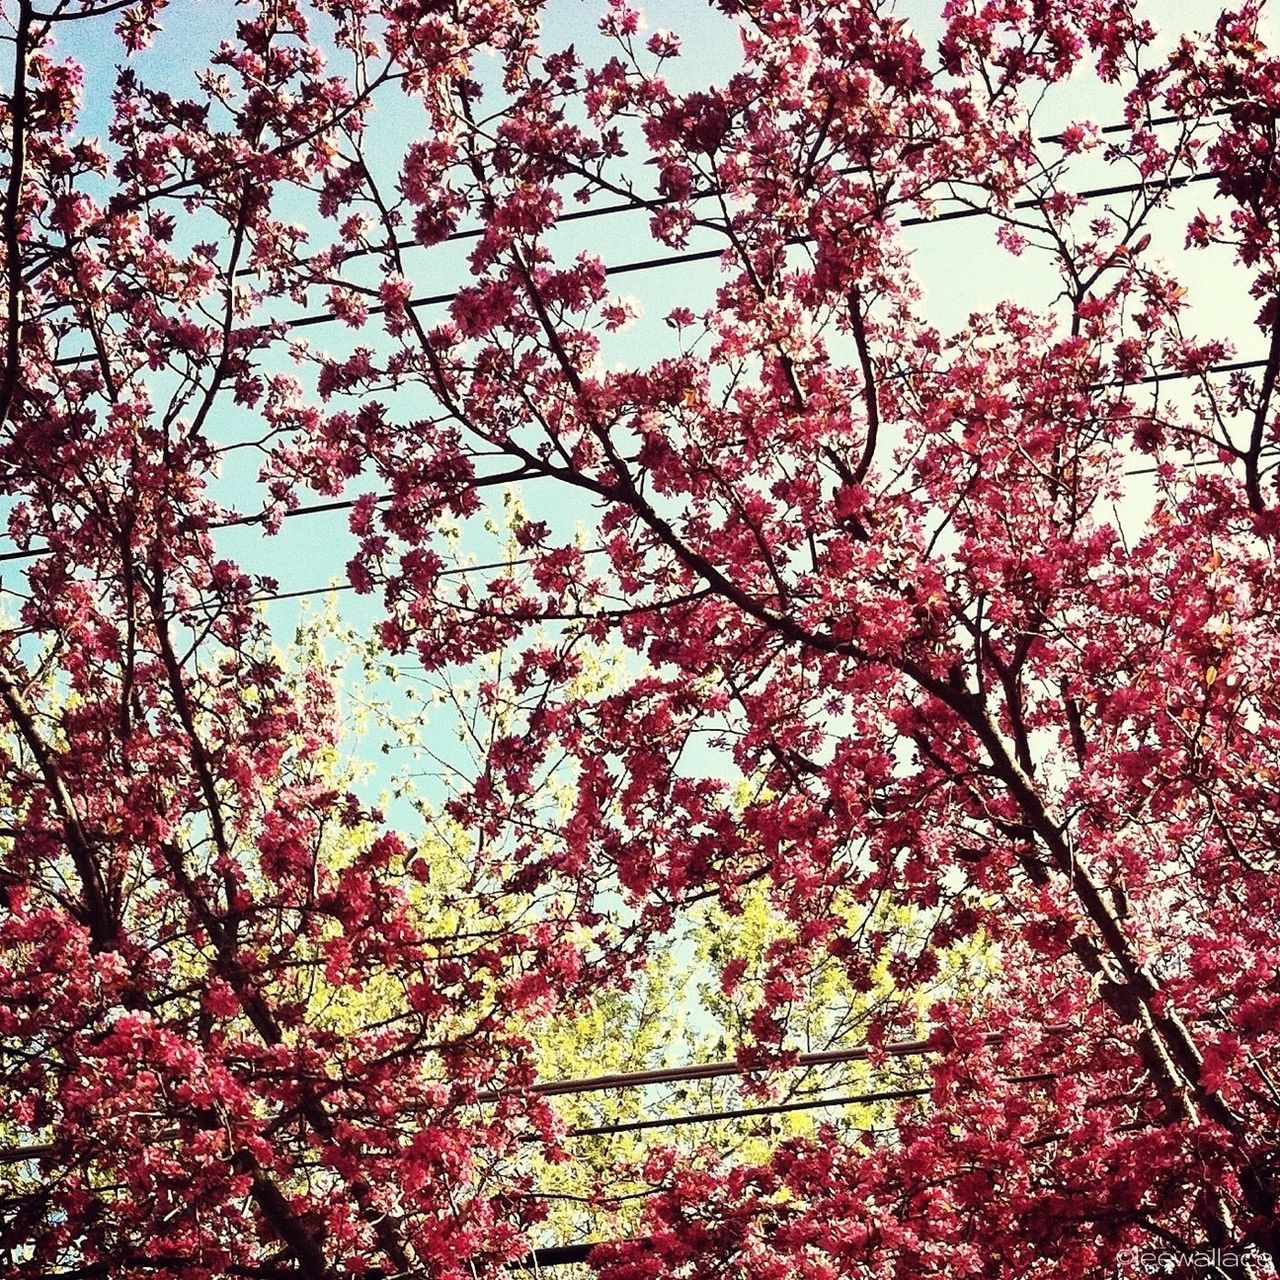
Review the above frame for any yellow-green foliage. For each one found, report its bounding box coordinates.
[262,600,996,1256]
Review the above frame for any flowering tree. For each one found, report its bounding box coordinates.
[3,0,1280,1276]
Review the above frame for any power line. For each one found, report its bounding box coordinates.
[493,1024,1073,1101]
[2,149,1254,579]
[562,1083,934,1140]
[556,1069,1057,1142]
[1,1071,1077,1274]
[0,1069,1052,1172]
[0,552,565,603]
[1,1035,1143,1277]
[1118,357,1268,388]
[0,351,1266,572]
[515,1116,1156,1271]
[516,1241,602,1270]
[0,1073,986,1177]
[243,109,1217,279]
[48,165,1221,365]
[280,172,1219,334]
[0,466,540,565]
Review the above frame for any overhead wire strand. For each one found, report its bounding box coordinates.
[47,166,1222,364]
[280,172,1219,333]
[235,109,1219,278]
[0,351,1266,572]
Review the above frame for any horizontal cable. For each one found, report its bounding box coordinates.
[0,466,538,565]
[0,352,1265,572]
[0,1059,1063,1175]
[516,1241,601,1270]
[516,1113,1155,1270]
[2,1043,1148,1277]
[563,1083,935,1140]
[251,109,1214,279]
[1115,357,1268,388]
[0,1076,1036,1169]
[549,1069,1056,1143]
[493,1023,1073,1101]
[48,165,1222,369]
[282,171,1218,333]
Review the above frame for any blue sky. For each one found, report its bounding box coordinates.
[11,0,1270,818]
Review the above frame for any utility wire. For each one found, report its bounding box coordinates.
[560,1070,1058,1141]
[4,146,1252,576]
[240,109,1217,278]
[516,1113,1155,1271]
[0,1027,1141,1278]
[0,352,1266,572]
[0,1053,1071,1169]
[47,165,1222,367]
[562,1083,933,1140]
[0,467,539,565]
[491,1024,1073,1101]
[281,172,1219,333]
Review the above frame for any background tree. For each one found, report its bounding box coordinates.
[3,0,1280,1278]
